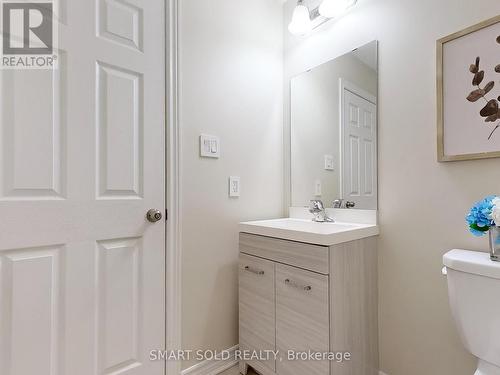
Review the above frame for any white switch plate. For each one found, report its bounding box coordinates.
[314,179,322,196]
[229,176,240,197]
[324,154,334,171]
[200,134,220,158]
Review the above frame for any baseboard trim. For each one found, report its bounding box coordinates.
[181,345,239,375]
[180,347,386,375]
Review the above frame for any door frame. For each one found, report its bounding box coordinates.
[338,78,377,201]
[166,0,182,374]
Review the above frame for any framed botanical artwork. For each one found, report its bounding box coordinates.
[437,15,500,162]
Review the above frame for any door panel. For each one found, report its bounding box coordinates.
[342,89,377,209]
[96,62,143,199]
[0,245,64,375]
[348,135,360,195]
[0,63,66,199]
[96,237,142,374]
[239,254,276,372]
[0,1,165,374]
[98,0,143,51]
[276,264,329,375]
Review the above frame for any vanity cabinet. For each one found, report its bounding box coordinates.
[239,233,378,375]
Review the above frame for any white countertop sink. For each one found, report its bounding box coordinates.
[239,218,379,246]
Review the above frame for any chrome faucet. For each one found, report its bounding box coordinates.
[309,200,334,222]
[333,199,343,208]
[333,199,356,209]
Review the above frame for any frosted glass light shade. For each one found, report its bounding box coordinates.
[288,3,312,35]
[318,0,348,18]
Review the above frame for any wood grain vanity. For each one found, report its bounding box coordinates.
[238,230,378,375]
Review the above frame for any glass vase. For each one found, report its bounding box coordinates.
[489,226,500,262]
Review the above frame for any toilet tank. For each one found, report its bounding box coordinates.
[444,249,500,367]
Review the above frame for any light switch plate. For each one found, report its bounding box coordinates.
[229,176,240,197]
[314,179,322,196]
[324,154,334,171]
[200,134,220,158]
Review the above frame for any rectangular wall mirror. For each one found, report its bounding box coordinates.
[290,40,378,210]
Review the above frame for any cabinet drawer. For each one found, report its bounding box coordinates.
[239,254,276,372]
[276,264,329,375]
[239,233,329,274]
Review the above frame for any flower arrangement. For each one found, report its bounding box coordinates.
[466,195,500,236]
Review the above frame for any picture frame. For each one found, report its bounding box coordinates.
[437,15,500,162]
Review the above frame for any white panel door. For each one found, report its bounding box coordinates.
[342,89,377,209]
[0,1,165,375]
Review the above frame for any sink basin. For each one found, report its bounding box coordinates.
[239,218,379,246]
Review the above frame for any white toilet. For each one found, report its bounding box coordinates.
[444,249,500,375]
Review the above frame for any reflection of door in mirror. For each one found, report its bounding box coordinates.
[341,81,377,209]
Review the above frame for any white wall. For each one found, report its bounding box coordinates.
[284,0,500,374]
[178,0,284,369]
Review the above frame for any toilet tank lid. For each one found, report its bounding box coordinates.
[443,249,500,279]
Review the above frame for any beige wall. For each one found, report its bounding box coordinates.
[178,0,284,369]
[178,0,500,372]
[284,0,500,374]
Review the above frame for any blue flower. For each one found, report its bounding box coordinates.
[466,195,496,237]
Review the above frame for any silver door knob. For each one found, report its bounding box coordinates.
[146,209,162,223]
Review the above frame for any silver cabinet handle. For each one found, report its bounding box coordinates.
[244,266,264,275]
[285,278,312,291]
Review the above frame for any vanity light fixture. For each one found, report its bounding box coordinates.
[318,0,353,18]
[288,0,312,36]
[288,0,358,36]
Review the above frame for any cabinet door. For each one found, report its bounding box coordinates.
[276,264,330,375]
[239,254,276,372]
